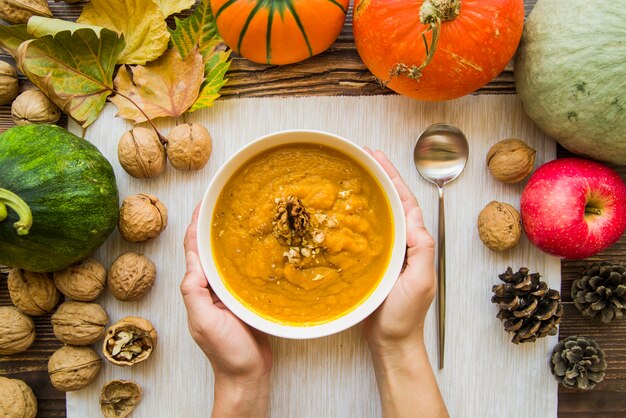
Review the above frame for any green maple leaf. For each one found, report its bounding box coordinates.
[17,17,125,128]
[169,0,231,112]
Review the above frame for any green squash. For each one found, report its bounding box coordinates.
[0,124,118,272]
[515,0,626,164]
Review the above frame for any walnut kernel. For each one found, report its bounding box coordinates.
[51,301,108,345]
[100,380,142,418]
[0,0,52,24]
[477,201,522,251]
[103,317,157,366]
[118,194,168,243]
[0,306,35,355]
[53,258,107,301]
[8,268,60,316]
[118,127,166,179]
[0,376,37,418]
[0,61,19,105]
[11,89,60,126]
[108,252,156,301]
[48,345,102,391]
[166,122,212,170]
[486,139,536,183]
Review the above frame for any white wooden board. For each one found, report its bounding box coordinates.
[68,94,560,418]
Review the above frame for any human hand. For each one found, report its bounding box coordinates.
[181,205,272,417]
[363,149,437,353]
[362,150,447,418]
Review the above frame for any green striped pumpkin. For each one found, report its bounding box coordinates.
[211,0,349,65]
[0,125,118,272]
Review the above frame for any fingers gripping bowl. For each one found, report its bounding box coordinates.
[197,130,406,339]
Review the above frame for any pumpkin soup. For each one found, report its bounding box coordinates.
[211,144,393,325]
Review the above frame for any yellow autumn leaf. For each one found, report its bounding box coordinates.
[109,47,204,123]
[77,0,169,65]
[155,0,195,17]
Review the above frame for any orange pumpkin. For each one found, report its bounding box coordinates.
[353,0,524,101]
[211,0,350,65]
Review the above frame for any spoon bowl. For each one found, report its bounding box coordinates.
[413,123,469,369]
[414,124,469,187]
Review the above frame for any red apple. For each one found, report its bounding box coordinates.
[521,158,626,259]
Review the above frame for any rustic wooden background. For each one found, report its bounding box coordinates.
[1,0,625,417]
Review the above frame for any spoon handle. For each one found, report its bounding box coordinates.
[437,187,445,370]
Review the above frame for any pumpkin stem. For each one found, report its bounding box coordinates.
[0,188,33,236]
[388,0,461,83]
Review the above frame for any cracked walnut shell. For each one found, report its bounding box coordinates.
[166,122,212,171]
[53,258,107,301]
[103,317,157,366]
[118,194,168,243]
[108,252,156,301]
[118,127,166,179]
[0,376,37,418]
[486,139,536,183]
[0,306,35,355]
[8,268,60,316]
[48,345,102,391]
[100,380,142,418]
[11,89,60,126]
[51,301,108,345]
[477,201,522,251]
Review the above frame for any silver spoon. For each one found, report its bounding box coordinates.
[413,123,469,370]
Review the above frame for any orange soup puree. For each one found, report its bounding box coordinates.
[211,144,393,325]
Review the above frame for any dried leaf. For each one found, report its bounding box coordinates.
[0,24,32,58]
[155,0,194,18]
[77,0,169,65]
[109,47,204,123]
[169,0,230,112]
[17,17,125,127]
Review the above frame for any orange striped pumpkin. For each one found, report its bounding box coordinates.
[211,0,350,65]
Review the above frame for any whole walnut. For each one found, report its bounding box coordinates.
[0,61,19,105]
[103,316,157,366]
[118,194,168,243]
[108,252,156,301]
[486,139,536,183]
[53,258,107,301]
[0,0,52,24]
[48,345,102,391]
[0,306,35,355]
[166,122,212,171]
[11,89,61,126]
[8,269,60,316]
[118,127,166,179]
[100,380,142,418]
[477,201,522,251]
[51,301,108,345]
[0,376,37,418]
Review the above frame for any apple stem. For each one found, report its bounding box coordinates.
[585,207,602,216]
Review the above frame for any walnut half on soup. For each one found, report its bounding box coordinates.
[211,144,393,325]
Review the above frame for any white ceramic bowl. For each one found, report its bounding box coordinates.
[197,130,406,339]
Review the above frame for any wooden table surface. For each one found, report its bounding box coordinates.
[1,1,625,417]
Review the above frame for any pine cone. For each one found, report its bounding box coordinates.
[572,262,626,323]
[491,267,563,344]
[550,336,607,390]
[273,196,310,245]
